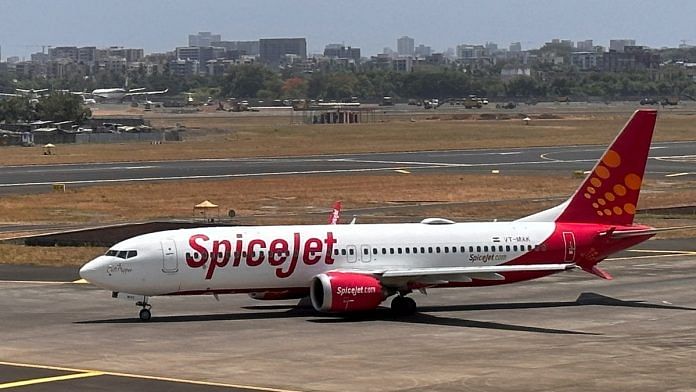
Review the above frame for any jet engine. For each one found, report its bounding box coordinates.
[310,272,386,313]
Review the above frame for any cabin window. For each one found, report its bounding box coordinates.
[499,246,504,252]
[436,247,441,253]
[528,245,533,251]
[428,247,433,253]
[444,247,449,254]
[469,246,474,253]
[451,246,457,253]
[397,248,403,254]
[363,248,369,255]
[382,248,387,255]
[373,248,378,255]
[341,249,346,256]
[420,247,426,253]
[513,245,518,251]
[506,246,511,252]
[413,247,418,254]
[349,248,355,255]
[405,248,410,254]
[483,246,489,252]
[460,246,466,253]
[116,250,128,259]
[334,249,339,256]
[127,250,138,258]
[106,250,118,257]
[476,246,481,253]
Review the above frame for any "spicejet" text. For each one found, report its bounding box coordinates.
[186,232,337,279]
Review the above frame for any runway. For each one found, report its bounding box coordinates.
[1,238,695,391]
[1,141,695,194]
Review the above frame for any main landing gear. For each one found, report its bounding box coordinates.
[390,295,417,316]
[136,297,152,321]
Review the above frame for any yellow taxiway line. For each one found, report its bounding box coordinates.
[0,371,103,389]
[0,361,303,392]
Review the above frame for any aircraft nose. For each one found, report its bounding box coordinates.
[79,256,107,285]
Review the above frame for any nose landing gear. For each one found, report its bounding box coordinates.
[136,298,152,321]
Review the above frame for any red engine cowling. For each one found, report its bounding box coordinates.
[310,272,385,313]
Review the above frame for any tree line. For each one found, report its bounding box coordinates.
[4,63,695,103]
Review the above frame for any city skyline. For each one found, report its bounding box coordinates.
[1,0,696,60]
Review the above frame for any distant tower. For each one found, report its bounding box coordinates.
[397,36,415,56]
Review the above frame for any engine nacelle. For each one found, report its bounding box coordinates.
[248,290,307,301]
[310,272,386,313]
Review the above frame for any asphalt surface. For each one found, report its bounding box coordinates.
[1,238,695,391]
[1,141,695,194]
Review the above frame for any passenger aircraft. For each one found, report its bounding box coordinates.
[90,87,168,101]
[81,109,669,321]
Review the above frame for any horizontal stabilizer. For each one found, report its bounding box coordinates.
[606,225,696,239]
[583,265,613,280]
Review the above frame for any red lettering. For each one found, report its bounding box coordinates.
[269,239,289,266]
[186,234,209,268]
[324,232,336,264]
[246,239,266,266]
[303,237,323,265]
[233,236,243,266]
[205,240,231,280]
[188,232,338,280]
[276,233,300,278]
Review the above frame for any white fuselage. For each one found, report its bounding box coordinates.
[80,222,555,296]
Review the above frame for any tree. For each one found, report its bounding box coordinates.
[0,97,36,123]
[281,77,308,98]
[35,93,91,124]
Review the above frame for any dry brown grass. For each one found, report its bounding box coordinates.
[0,244,106,267]
[0,110,694,166]
[2,172,694,267]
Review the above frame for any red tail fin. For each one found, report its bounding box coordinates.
[556,109,657,224]
[519,109,657,225]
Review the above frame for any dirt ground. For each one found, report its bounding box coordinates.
[1,108,694,267]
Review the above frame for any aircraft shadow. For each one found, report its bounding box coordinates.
[76,292,693,335]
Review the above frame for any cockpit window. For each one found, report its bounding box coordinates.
[106,249,138,259]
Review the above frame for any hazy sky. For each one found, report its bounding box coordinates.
[1,0,695,60]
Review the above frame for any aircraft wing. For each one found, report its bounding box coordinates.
[336,263,575,286]
[0,93,22,97]
[125,88,168,97]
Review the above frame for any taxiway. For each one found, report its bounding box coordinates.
[1,239,695,391]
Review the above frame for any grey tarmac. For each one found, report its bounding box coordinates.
[1,141,695,194]
[1,238,695,391]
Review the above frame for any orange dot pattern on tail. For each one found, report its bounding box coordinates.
[587,150,640,216]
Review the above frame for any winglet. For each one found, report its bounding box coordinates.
[328,200,342,224]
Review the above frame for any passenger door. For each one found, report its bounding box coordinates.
[161,239,178,273]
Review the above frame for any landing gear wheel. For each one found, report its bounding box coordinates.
[139,308,151,322]
[391,296,417,316]
[136,297,152,322]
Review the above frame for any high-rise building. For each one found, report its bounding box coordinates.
[609,39,636,52]
[414,44,432,57]
[576,40,593,51]
[189,32,222,47]
[509,42,522,52]
[323,44,361,61]
[259,38,307,65]
[211,41,260,56]
[397,36,415,56]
